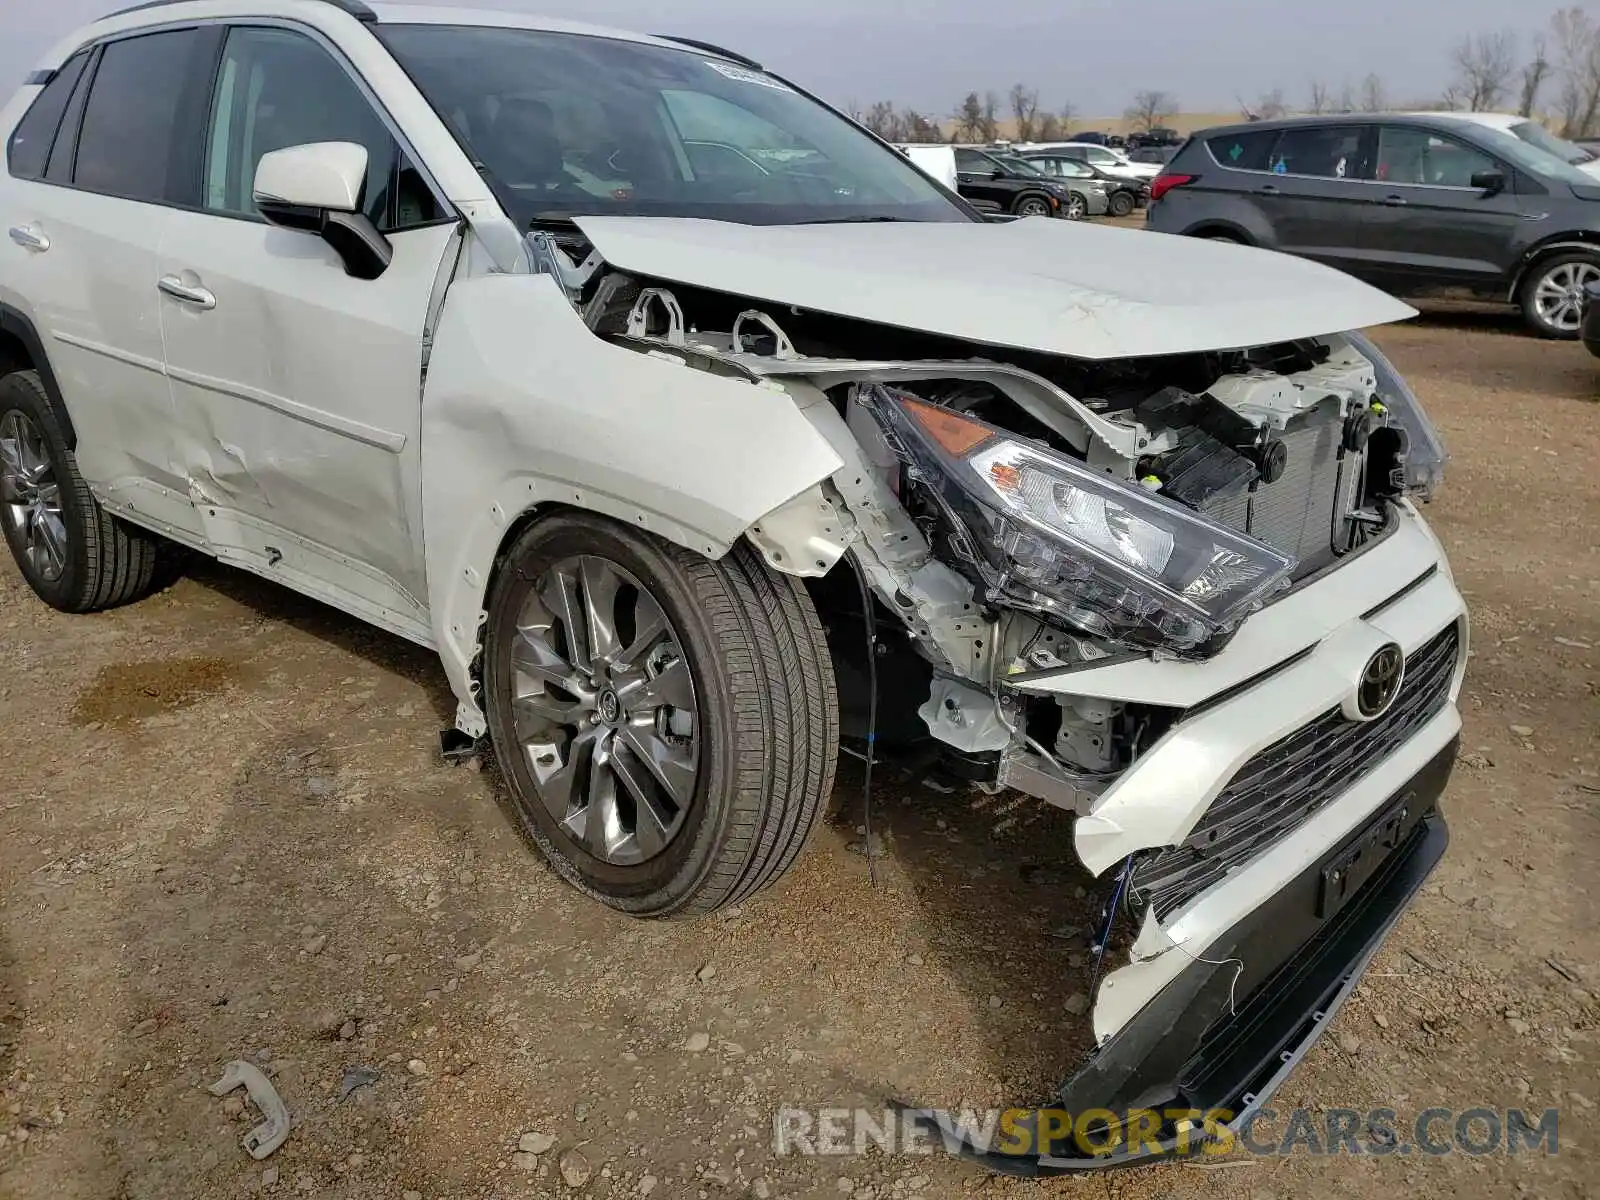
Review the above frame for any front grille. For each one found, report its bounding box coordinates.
[1129,624,1460,920]
[1200,408,1345,578]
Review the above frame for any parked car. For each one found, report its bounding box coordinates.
[1409,110,1600,180]
[1127,144,1179,166]
[1128,126,1180,149]
[2,0,1464,1172]
[1582,279,1600,357]
[1148,113,1600,337]
[952,146,1074,217]
[1028,140,1162,181]
[1070,130,1110,145]
[1019,151,1143,216]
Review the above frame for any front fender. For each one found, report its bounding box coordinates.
[420,272,844,724]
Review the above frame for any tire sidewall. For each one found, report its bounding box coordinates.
[1015,195,1050,217]
[0,371,94,608]
[1109,192,1135,217]
[482,514,739,914]
[1521,252,1597,339]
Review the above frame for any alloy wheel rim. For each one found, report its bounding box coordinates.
[1020,199,1049,216]
[1533,261,1600,332]
[0,410,67,582]
[1068,196,1087,219]
[510,555,700,866]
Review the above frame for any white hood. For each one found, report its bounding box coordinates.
[572,216,1416,360]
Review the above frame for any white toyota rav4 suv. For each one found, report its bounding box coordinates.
[1,0,1466,1170]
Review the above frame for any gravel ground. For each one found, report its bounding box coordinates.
[0,300,1596,1200]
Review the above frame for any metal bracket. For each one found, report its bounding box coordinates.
[626,288,687,344]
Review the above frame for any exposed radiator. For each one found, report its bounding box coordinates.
[1199,406,1347,578]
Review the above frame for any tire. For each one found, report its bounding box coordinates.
[1014,194,1052,218]
[482,512,838,918]
[1203,232,1243,243]
[0,369,164,613]
[1108,191,1135,218]
[1065,193,1088,220]
[1518,251,1600,339]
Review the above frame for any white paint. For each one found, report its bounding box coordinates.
[252,140,369,212]
[573,214,1417,361]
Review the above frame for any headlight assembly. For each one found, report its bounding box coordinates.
[862,385,1295,656]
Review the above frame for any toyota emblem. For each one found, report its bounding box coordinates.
[1355,644,1404,719]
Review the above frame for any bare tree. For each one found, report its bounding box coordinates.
[1306,79,1332,114]
[1255,88,1288,119]
[902,110,943,143]
[953,92,987,141]
[860,101,899,139]
[1035,104,1073,142]
[1335,80,1357,113]
[981,91,1001,142]
[1451,29,1519,111]
[1125,89,1178,132]
[1552,7,1600,137]
[1358,72,1389,112]
[1520,34,1552,117]
[1009,84,1040,142]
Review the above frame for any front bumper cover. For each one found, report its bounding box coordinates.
[917,735,1456,1174]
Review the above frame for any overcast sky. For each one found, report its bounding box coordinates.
[5,0,1545,118]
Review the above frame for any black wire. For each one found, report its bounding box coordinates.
[848,553,879,888]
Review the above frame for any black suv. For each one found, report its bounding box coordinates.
[952,146,1070,218]
[1148,114,1600,337]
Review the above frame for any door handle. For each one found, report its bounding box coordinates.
[1257,184,1281,196]
[157,275,216,310]
[7,225,49,252]
[1382,194,1408,206]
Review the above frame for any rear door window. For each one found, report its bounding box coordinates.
[6,51,90,180]
[1207,128,1279,172]
[1267,125,1370,179]
[73,29,205,203]
[1375,126,1498,188]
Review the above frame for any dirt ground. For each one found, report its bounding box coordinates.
[1,299,1596,1200]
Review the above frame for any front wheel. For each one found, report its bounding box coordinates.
[0,370,166,612]
[1520,252,1600,339]
[483,513,838,917]
[1108,191,1136,218]
[1014,194,1053,218]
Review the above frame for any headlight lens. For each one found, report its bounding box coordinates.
[864,386,1295,655]
[1345,330,1447,500]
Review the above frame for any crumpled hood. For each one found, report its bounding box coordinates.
[572,215,1416,361]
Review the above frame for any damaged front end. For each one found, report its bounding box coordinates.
[528,223,1467,1170]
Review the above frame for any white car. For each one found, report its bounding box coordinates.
[1017,140,1162,181]
[0,0,1465,1170]
[1409,110,1600,180]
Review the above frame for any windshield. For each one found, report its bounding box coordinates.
[1510,118,1595,166]
[1469,124,1597,187]
[377,25,970,226]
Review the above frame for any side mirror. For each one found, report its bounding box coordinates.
[990,168,1004,180]
[252,141,392,280]
[1470,169,1506,196]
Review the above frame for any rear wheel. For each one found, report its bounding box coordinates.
[483,512,838,917]
[1519,252,1600,339]
[0,369,165,612]
[1108,191,1136,218]
[1065,193,1088,220]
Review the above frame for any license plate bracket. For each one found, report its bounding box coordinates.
[1317,793,1414,919]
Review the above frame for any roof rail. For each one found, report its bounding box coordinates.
[104,0,377,22]
[652,35,761,71]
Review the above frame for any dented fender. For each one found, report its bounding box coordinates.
[419,273,844,725]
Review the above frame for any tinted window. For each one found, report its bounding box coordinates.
[1208,128,1277,171]
[74,31,201,202]
[6,52,89,180]
[954,149,997,174]
[1375,127,1496,188]
[1268,125,1367,179]
[204,27,441,231]
[377,23,966,228]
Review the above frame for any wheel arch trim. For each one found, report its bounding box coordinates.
[0,302,75,447]
[1508,236,1600,301]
